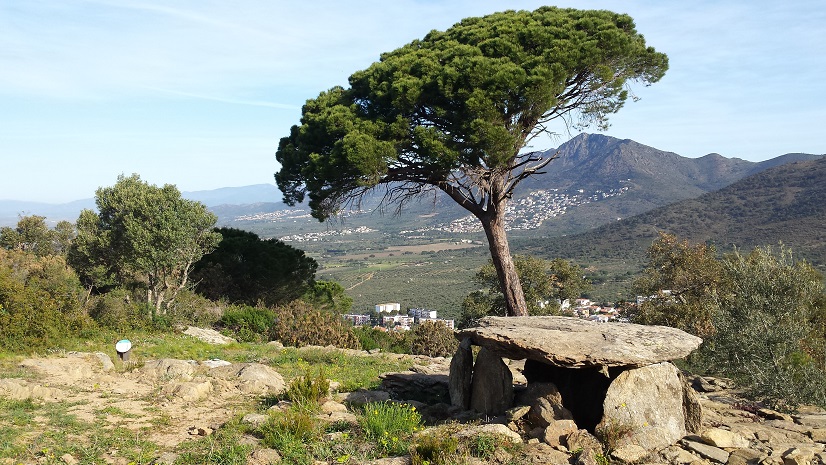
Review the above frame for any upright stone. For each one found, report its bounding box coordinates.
[449,338,473,409]
[597,362,686,451]
[470,347,513,416]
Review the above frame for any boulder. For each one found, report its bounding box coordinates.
[457,316,702,369]
[210,363,285,395]
[542,419,578,447]
[448,338,473,409]
[598,362,687,451]
[183,326,236,345]
[700,427,750,448]
[523,382,574,428]
[469,347,513,416]
[140,359,197,381]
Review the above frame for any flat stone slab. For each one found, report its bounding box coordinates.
[456,316,702,368]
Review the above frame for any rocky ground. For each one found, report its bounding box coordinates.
[0,332,824,465]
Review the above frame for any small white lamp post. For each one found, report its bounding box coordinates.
[115,339,132,362]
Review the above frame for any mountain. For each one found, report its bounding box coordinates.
[523,157,826,272]
[511,134,823,236]
[0,184,282,227]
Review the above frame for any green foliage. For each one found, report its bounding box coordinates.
[284,370,331,406]
[270,300,361,349]
[301,280,353,313]
[68,174,221,314]
[0,215,74,257]
[410,320,458,358]
[637,234,826,410]
[411,434,460,465]
[0,249,92,351]
[633,232,723,338]
[276,7,666,318]
[460,255,592,328]
[704,245,826,410]
[218,304,276,342]
[192,227,318,306]
[359,402,422,455]
[260,409,324,464]
[353,326,412,354]
[87,288,152,331]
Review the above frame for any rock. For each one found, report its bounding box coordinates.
[542,419,578,447]
[201,359,232,368]
[611,444,649,464]
[60,453,78,465]
[362,457,411,465]
[182,326,236,345]
[506,405,531,423]
[267,340,284,350]
[211,363,286,395]
[241,413,269,428]
[598,362,687,451]
[566,429,603,454]
[92,352,115,371]
[0,378,60,401]
[782,447,818,465]
[140,359,197,381]
[519,442,572,465]
[321,400,348,414]
[165,381,212,402]
[188,425,214,436]
[456,316,702,369]
[336,389,390,406]
[727,448,766,465]
[680,372,703,434]
[759,408,794,422]
[453,423,523,443]
[380,371,450,404]
[469,347,513,416]
[680,439,730,464]
[153,452,179,464]
[660,445,702,465]
[808,428,826,443]
[248,448,281,465]
[700,427,750,448]
[521,382,574,428]
[448,338,473,409]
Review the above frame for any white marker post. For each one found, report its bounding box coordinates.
[115,339,132,362]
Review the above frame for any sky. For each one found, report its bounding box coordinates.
[1,0,824,203]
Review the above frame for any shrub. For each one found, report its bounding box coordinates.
[284,370,331,406]
[88,288,152,332]
[353,326,411,354]
[164,289,222,327]
[411,434,460,465]
[218,304,276,342]
[270,300,360,349]
[410,321,458,358]
[359,402,422,456]
[260,409,323,464]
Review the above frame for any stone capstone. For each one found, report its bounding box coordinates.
[456,316,702,369]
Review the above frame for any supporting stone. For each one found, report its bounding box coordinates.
[448,338,473,409]
[470,347,513,416]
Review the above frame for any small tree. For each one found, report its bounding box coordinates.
[460,255,591,327]
[0,215,74,257]
[192,227,318,306]
[633,232,724,338]
[276,7,667,316]
[68,174,221,314]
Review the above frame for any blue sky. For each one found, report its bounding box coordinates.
[1,0,824,203]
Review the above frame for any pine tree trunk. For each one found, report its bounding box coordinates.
[479,209,528,317]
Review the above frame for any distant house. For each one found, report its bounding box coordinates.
[376,303,401,313]
[408,308,438,322]
[589,314,609,323]
[342,314,371,326]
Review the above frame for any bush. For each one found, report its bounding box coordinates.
[284,370,331,406]
[164,289,222,327]
[0,249,93,351]
[218,304,276,342]
[359,402,422,455]
[353,326,411,354]
[410,320,458,358]
[269,300,360,349]
[88,288,153,332]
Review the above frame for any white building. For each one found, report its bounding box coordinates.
[408,308,438,321]
[375,303,401,313]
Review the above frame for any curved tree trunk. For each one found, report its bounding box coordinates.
[479,209,528,317]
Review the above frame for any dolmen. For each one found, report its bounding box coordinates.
[450,316,703,451]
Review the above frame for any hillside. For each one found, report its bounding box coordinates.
[523,157,826,276]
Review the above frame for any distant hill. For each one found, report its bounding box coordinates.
[0,184,282,226]
[523,157,826,272]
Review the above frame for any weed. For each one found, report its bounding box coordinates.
[359,402,422,455]
[284,369,330,406]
